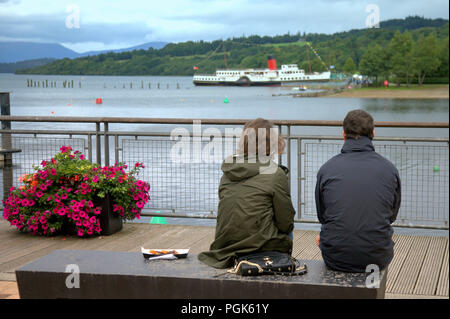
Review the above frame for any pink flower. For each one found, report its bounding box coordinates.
[80,155,85,160]
[50,168,57,176]
[136,201,144,209]
[77,229,84,237]
[60,146,68,153]
[41,160,47,167]
[92,176,99,183]
[136,180,144,187]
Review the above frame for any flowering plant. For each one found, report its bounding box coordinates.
[2,146,150,237]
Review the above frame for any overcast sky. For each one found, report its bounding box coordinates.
[0,0,448,53]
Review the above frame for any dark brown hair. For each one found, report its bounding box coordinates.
[238,118,286,156]
[343,110,374,140]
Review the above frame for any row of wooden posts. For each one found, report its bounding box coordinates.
[26,79,181,89]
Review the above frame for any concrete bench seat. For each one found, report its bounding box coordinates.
[16,249,387,299]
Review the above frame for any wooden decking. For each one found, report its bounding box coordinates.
[0,219,448,299]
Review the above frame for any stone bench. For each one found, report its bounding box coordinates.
[16,249,387,299]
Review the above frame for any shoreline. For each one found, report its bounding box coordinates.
[326,85,449,99]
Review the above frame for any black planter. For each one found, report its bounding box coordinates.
[97,193,123,236]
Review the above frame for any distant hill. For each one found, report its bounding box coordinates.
[0,41,168,63]
[15,16,449,78]
[0,42,79,63]
[80,42,168,57]
[0,58,56,73]
[380,15,449,31]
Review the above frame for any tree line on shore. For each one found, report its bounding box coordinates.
[16,16,449,85]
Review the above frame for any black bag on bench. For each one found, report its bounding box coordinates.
[230,251,308,276]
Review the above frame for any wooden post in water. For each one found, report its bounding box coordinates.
[148,83,151,89]
[157,83,160,89]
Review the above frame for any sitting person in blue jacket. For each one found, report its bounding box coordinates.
[315,109,401,272]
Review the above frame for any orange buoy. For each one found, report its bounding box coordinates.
[96,98,103,104]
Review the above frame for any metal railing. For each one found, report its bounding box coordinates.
[1,112,449,229]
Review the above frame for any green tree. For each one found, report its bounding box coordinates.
[389,30,416,87]
[343,57,357,75]
[413,33,441,85]
[359,44,389,84]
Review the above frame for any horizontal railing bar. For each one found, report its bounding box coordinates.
[0,130,97,135]
[137,212,449,230]
[2,130,448,143]
[1,116,448,128]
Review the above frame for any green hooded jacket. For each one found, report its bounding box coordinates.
[198,154,296,269]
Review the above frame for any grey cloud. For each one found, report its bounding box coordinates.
[0,12,153,45]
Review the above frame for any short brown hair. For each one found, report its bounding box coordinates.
[237,118,286,156]
[343,110,374,140]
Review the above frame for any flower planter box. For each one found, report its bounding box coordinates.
[60,194,122,236]
[97,193,123,236]
[4,146,149,238]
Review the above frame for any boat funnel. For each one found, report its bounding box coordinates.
[267,55,277,70]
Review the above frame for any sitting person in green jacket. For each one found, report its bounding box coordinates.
[198,118,296,269]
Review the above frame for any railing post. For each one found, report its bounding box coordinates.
[104,122,109,166]
[277,124,282,165]
[297,138,302,221]
[287,125,291,189]
[95,122,101,165]
[1,92,12,200]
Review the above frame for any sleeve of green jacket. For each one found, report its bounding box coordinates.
[272,170,296,234]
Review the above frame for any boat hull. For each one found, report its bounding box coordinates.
[193,80,281,86]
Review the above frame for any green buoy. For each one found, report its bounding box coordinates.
[223,98,229,104]
[433,165,440,173]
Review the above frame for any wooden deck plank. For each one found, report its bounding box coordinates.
[436,240,449,297]
[386,235,413,292]
[413,237,448,296]
[137,225,213,253]
[391,236,431,295]
[192,233,215,254]
[292,231,318,259]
